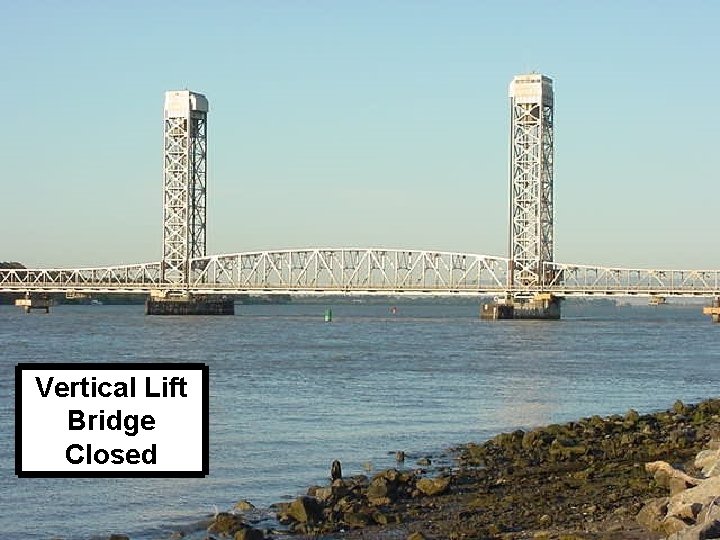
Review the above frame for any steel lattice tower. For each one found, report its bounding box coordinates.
[508,74,554,289]
[162,90,209,285]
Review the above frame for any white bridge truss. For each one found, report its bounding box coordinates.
[1,248,719,297]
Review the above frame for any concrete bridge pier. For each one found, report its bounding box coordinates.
[481,293,561,320]
[703,298,720,323]
[145,290,234,316]
[15,293,51,314]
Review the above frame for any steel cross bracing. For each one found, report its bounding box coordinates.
[2,250,720,297]
[162,91,208,285]
[508,74,554,289]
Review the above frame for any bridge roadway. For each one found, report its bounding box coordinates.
[2,248,720,298]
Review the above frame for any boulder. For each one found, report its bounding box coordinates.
[286,496,323,524]
[695,449,719,470]
[646,461,701,492]
[668,475,720,511]
[704,461,720,478]
[367,478,391,499]
[372,511,400,525]
[636,497,669,532]
[343,510,371,527]
[234,528,264,540]
[696,449,720,478]
[624,408,640,426]
[662,516,688,536]
[208,512,244,536]
[639,451,720,538]
[234,499,255,512]
[416,476,450,497]
[313,486,334,502]
[668,506,720,539]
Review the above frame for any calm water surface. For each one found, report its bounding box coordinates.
[1,302,718,539]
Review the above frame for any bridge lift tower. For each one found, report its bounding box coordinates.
[149,90,232,314]
[482,73,561,319]
[161,90,209,284]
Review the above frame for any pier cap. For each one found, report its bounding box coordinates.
[164,90,209,118]
[508,73,553,105]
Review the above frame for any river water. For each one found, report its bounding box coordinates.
[1,301,718,539]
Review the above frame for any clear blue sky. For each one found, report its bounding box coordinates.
[2,1,718,269]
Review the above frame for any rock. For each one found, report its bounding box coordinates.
[374,468,401,483]
[670,476,695,496]
[695,449,719,469]
[669,502,720,539]
[343,510,371,527]
[286,496,323,524]
[372,511,400,525]
[407,532,427,540]
[522,429,551,449]
[108,536,130,540]
[331,459,342,481]
[636,497,669,532]
[705,461,720,478]
[416,476,450,496]
[234,528,264,540]
[234,499,255,512]
[668,475,720,511]
[367,478,391,499]
[416,457,431,467]
[662,515,688,535]
[208,512,244,536]
[639,455,720,538]
[696,449,720,478]
[625,408,640,425]
[646,461,701,491]
[674,400,688,415]
[396,451,406,462]
[313,486,333,502]
[680,502,705,521]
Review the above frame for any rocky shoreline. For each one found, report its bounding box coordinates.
[203,398,720,540]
